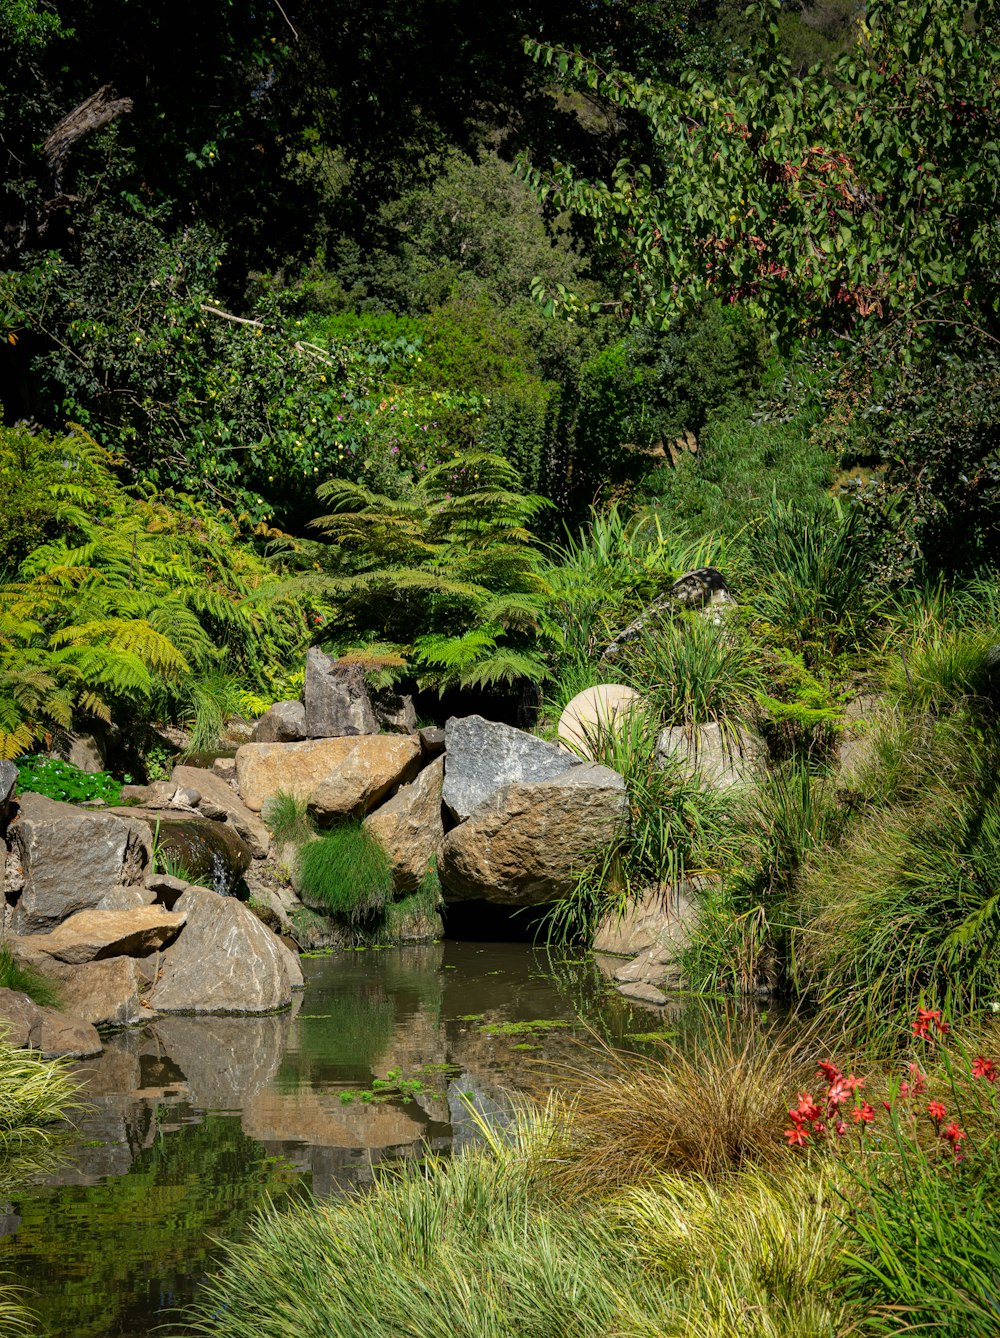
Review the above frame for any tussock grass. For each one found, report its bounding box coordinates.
[297,822,394,924]
[548,1023,818,1190]
[0,944,60,1009]
[262,789,314,847]
[179,1086,852,1338]
[0,1037,79,1156]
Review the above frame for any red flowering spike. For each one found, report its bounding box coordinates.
[927,1100,947,1121]
[784,1126,809,1147]
[942,1122,966,1145]
[972,1057,998,1082]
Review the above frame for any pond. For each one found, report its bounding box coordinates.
[1,940,716,1338]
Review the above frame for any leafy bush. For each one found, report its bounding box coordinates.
[297,824,394,924]
[13,756,121,806]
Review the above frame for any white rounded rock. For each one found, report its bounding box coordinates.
[558,684,647,760]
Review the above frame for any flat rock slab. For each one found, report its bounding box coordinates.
[10,793,151,934]
[235,736,422,818]
[364,755,444,892]
[442,716,581,823]
[440,764,627,907]
[149,886,293,1014]
[0,987,103,1057]
[12,906,185,965]
[617,981,669,1006]
[43,957,151,1028]
[171,764,271,858]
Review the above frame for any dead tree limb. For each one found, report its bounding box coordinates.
[43,85,134,193]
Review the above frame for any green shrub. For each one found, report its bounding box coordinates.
[13,756,121,806]
[0,945,60,1010]
[297,824,394,924]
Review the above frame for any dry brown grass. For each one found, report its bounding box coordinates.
[548,1020,821,1193]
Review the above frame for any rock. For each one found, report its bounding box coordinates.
[171,764,271,858]
[364,756,444,892]
[373,689,417,735]
[0,989,103,1056]
[95,886,155,911]
[52,731,106,774]
[143,872,189,907]
[151,1013,293,1108]
[170,785,201,809]
[211,757,238,785]
[594,889,671,956]
[440,763,627,906]
[670,567,732,609]
[617,981,669,1006]
[418,726,446,756]
[303,647,378,737]
[235,736,422,819]
[43,957,151,1028]
[277,938,304,990]
[836,694,881,782]
[0,760,17,833]
[149,886,293,1014]
[222,716,254,746]
[442,716,581,823]
[10,794,151,934]
[110,811,252,893]
[12,906,185,966]
[558,685,647,760]
[656,722,762,790]
[252,700,307,744]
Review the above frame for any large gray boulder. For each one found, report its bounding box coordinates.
[9,794,151,934]
[364,755,444,892]
[0,760,17,833]
[11,906,185,965]
[303,648,378,737]
[440,763,627,906]
[251,700,307,744]
[148,886,294,1014]
[442,716,580,823]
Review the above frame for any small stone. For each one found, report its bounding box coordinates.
[617,982,669,1006]
[252,700,307,744]
[418,726,446,755]
[170,786,201,809]
[96,886,155,911]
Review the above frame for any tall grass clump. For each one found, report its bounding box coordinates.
[261,790,314,847]
[297,822,394,924]
[0,1035,79,1164]
[741,498,888,664]
[0,944,61,1009]
[683,762,844,996]
[545,708,729,944]
[622,612,763,737]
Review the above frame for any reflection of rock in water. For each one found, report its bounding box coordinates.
[447,1071,514,1154]
[58,1036,159,1183]
[151,1010,295,1111]
[0,1205,22,1240]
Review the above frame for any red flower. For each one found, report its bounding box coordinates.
[927,1100,947,1121]
[834,1119,847,1137]
[852,1102,876,1124]
[912,1007,950,1039]
[942,1122,966,1146]
[972,1056,998,1082]
[817,1060,842,1084]
[907,1065,927,1095]
[794,1093,820,1122]
[784,1125,809,1147]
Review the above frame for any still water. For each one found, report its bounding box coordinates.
[1,941,676,1338]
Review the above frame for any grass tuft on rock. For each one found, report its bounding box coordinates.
[261,790,314,847]
[0,945,60,1010]
[297,822,394,924]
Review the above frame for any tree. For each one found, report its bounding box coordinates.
[519,0,1000,348]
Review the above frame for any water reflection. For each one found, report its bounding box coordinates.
[0,941,760,1338]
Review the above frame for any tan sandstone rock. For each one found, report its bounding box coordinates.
[364,755,444,891]
[558,684,647,760]
[43,956,151,1028]
[11,906,185,965]
[235,736,422,818]
[171,763,271,857]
